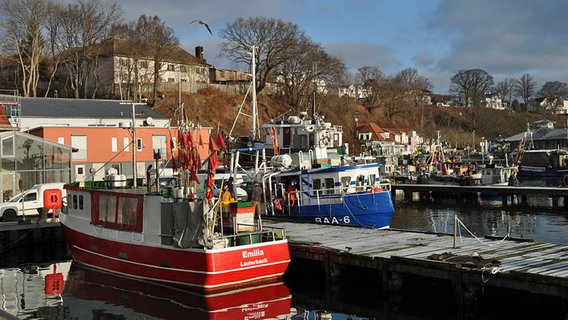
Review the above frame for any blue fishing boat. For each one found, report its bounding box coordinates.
[226,45,394,228]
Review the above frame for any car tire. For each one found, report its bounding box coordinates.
[3,209,17,222]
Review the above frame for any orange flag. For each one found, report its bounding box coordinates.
[270,126,279,155]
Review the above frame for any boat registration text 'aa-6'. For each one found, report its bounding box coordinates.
[314,216,351,224]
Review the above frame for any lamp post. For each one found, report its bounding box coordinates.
[121,102,146,188]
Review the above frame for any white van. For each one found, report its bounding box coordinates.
[0,182,66,221]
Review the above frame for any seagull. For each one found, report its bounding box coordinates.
[190,19,212,35]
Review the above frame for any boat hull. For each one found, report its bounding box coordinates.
[284,191,394,228]
[61,223,290,293]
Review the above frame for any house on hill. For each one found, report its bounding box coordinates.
[52,38,211,99]
[354,122,422,177]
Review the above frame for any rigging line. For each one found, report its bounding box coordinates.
[86,139,134,181]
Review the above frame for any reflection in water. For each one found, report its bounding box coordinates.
[0,261,293,319]
[62,262,293,319]
[392,200,568,245]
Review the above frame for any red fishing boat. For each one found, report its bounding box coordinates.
[59,118,290,292]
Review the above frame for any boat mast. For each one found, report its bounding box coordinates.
[251,44,257,142]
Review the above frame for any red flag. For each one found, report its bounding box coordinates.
[209,135,219,152]
[190,169,200,184]
[217,131,226,149]
[208,152,219,175]
[177,130,185,148]
[270,126,279,155]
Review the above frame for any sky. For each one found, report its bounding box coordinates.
[112,0,568,94]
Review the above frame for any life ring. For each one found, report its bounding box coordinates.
[562,174,568,188]
[43,189,62,209]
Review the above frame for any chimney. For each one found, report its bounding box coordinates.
[195,46,204,62]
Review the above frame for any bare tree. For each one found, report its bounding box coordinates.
[515,73,537,112]
[450,69,494,131]
[394,68,432,128]
[276,35,345,113]
[494,78,516,112]
[537,81,568,114]
[219,17,302,94]
[131,15,179,104]
[0,0,48,97]
[356,66,386,109]
[55,0,122,98]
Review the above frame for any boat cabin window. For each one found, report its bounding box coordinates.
[71,194,84,209]
[341,177,351,192]
[312,178,322,196]
[368,174,376,187]
[93,192,142,232]
[324,178,335,194]
[356,175,365,191]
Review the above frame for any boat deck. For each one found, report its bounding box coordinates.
[263,218,568,310]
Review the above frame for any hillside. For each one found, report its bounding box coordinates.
[154,87,563,151]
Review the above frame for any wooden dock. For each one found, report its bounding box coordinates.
[265,218,568,317]
[391,183,568,208]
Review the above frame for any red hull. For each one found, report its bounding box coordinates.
[61,225,290,292]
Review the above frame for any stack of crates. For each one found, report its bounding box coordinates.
[222,201,254,232]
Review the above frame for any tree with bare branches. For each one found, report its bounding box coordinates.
[275,35,345,114]
[54,0,122,98]
[515,73,537,112]
[0,0,48,97]
[537,81,568,115]
[356,66,386,110]
[494,78,516,112]
[450,69,494,131]
[219,17,303,95]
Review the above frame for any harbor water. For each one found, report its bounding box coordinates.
[1,196,567,319]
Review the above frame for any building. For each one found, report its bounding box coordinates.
[504,119,568,151]
[1,95,212,190]
[0,130,73,201]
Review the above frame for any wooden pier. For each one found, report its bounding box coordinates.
[265,219,568,317]
[391,183,568,208]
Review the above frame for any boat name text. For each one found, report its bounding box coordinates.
[242,249,264,258]
[315,216,350,224]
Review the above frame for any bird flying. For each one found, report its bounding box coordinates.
[190,19,212,35]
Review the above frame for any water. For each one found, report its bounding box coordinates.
[1,197,567,319]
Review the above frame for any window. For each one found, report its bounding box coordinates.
[71,135,87,160]
[137,138,143,151]
[120,58,128,66]
[124,137,130,152]
[111,137,118,152]
[23,192,37,202]
[139,60,148,68]
[312,178,321,196]
[356,175,365,191]
[324,178,335,194]
[2,136,14,156]
[368,174,376,187]
[94,192,141,232]
[167,64,175,71]
[152,135,167,161]
[341,177,351,192]
[180,65,187,72]
[168,78,175,82]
